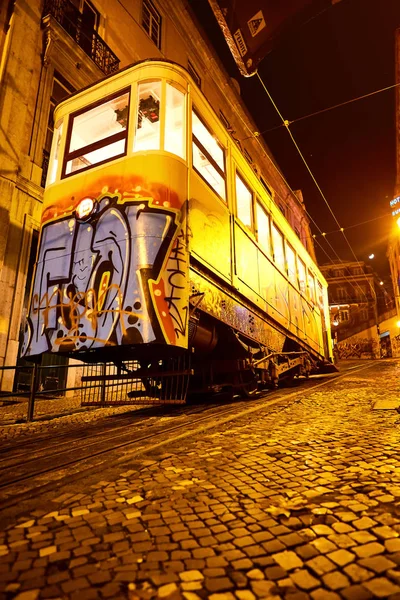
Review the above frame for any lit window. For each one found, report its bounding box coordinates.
[256,202,270,255]
[317,281,324,307]
[165,83,185,158]
[134,81,161,152]
[339,310,349,322]
[298,258,306,294]
[192,110,226,200]
[235,173,252,229]
[142,0,162,48]
[271,223,285,272]
[286,243,297,286]
[334,269,345,277]
[308,272,316,302]
[47,119,63,185]
[337,287,346,300]
[63,89,130,177]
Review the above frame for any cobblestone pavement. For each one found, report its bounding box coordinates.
[2,359,400,600]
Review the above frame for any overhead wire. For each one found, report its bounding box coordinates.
[241,80,400,141]
[255,71,388,303]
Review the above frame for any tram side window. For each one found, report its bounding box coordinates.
[286,243,297,286]
[256,202,271,255]
[298,258,306,294]
[235,173,253,230]
[135,81,161,151]
[63,90,130,177]
[317,281,324,307]
[192,110,226,200]
[308,271,316,302]
[165,83,185,158]
[271,223,285,272]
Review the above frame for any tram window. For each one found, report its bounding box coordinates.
[286,243,297,286]
[317,281,324,307]
[271,223,285,272]
[192,110,226,200]
[235,173,253,230]
[165,83,185,158]
[64,89,130,176]
[134,81,161,151]
[308,272,316,302]
[256,202,271,255]
[298,258,306,294]
[47,119,63,185]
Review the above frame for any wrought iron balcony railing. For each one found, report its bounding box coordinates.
[42,0,120,75]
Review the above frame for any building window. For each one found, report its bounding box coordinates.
[235,173,253,230]
[142,0,162,48]
[188,60,201,87]
[260,176,272,197]
[334,269,345,277]
[353,267,363,275]
[339,310,349,322]
[42,73,74,187]
[134,80,161,152]
[192,110,226,200]
[337,287,347,301]
[359,308,368,321]
[63,88,130,177]
[219,110,230,130]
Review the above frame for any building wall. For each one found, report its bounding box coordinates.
[0,0,316,389]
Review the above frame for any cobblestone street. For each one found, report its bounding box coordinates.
[2,360,400,600]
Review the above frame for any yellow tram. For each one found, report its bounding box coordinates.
[22,59,335,400]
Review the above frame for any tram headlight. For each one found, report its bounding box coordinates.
[75,197,95,221]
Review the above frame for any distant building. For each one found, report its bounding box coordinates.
[320,260,396,359]
[0,0,316,391]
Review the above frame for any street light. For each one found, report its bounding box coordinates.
[368,253,375,259]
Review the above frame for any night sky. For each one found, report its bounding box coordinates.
[189,0,400,279]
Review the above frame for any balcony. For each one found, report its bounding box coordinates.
[42,0,119,75]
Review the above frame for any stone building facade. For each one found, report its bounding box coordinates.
[320,260,397,358]
[0,0,316,391]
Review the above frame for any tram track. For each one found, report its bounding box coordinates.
[0,362,374,517]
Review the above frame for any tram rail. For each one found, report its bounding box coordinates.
[0,362,374,519]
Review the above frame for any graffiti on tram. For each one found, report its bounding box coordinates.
[22,190,189,357]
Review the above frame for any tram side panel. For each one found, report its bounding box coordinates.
[22,156,190,360]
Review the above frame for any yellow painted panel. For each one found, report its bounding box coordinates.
[189,173,231,280]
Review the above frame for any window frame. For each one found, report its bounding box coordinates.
[271,222,286,273]
[255,199,271,257]
[141,0,162,49]
[235,171,254,232]
[192,108,226,201]
[285,241,298,288]
[61,87,131,179]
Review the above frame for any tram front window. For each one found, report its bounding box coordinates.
[63,89,130,176]
[165,83,185,158]
[134,80,161,151]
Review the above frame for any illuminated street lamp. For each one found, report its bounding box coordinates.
[368,253,375,259]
